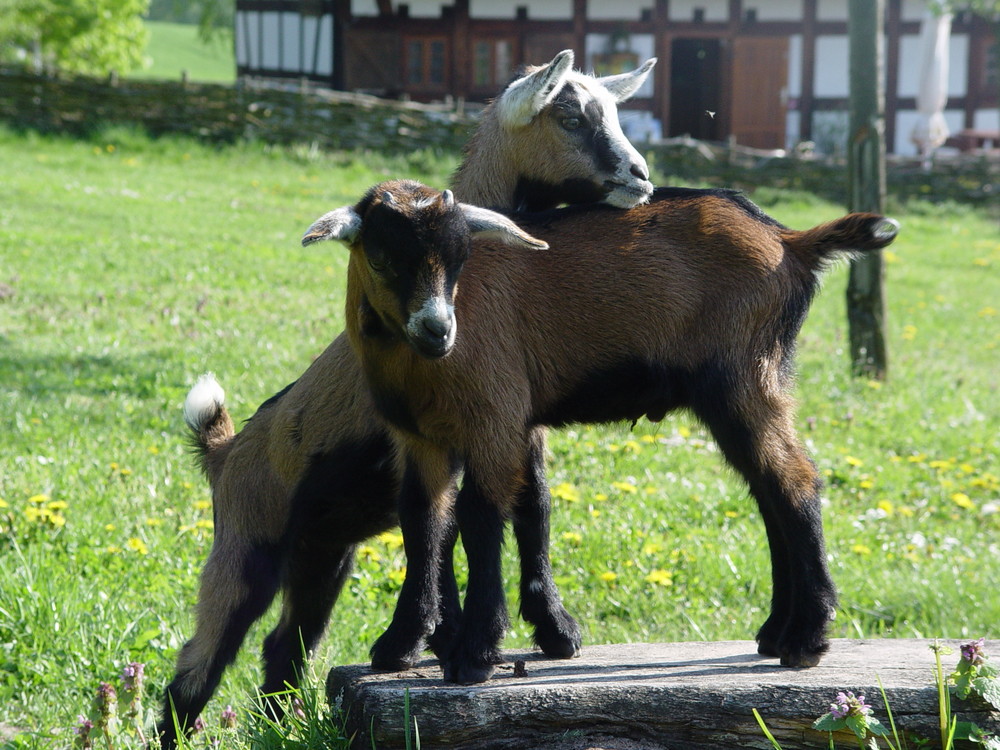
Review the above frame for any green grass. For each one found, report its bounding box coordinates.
[1,126,997,748]
[133,21,235,83]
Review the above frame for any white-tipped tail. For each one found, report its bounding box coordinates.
[184,373,226,432]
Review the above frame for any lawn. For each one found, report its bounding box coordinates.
[0,126,997,748]
[133,21,236,84]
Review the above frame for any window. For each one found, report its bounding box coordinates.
[405,37,448,89]
[472,39,514,89]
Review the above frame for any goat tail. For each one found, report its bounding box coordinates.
[787,213,900,265]
[183,373,234,476]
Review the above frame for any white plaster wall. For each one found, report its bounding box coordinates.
[974,109,1000,131]
[351,0,380,16]
[744,0,803,21]
[816,0,847,22]
[586,0,650,21]
[897,31,968,98]
[261,12,281,70]
[280,14,299,71]
[901,0,929,22]
[814,35,849,97]
[235,11,255,66]
[470,0,572,19]
[787,33,803,97]
[304,15,334,75]
[668,0,728,23]
[583,33,655,97]
[398,0,451,18]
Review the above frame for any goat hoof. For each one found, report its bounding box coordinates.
[780,649,825,668]
[442,659,495,684]
[533,615,582,659]
[370,634,423,672]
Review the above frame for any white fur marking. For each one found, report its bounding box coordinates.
[183,373,225,432]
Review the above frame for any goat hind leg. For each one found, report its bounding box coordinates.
[158,538,282,748]
[258,542,357,718]
[695,384,837,667]
[513,428,581,658]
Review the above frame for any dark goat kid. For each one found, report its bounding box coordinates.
[157,49,655,747]
[304,180,900,684]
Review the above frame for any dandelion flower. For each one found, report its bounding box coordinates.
[126,538,149,555]
[611,481,638,494]
[951,492,975,511]
[561,531,583,546]
[599,571,617,583]
[552,482,581,503]
[645,569,673,586]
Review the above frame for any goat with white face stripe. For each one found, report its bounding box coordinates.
[453,49,656,212]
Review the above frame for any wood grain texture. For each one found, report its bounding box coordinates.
[327,639,999,749]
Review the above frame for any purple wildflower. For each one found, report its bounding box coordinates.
[961,637,987,666]
[121,661,145,692]
[74,715,94,749]
[829,691,872,720]
[292,696,306,720]
[94,681,118,725]
[193,716,206,734]
[220,705,238,729]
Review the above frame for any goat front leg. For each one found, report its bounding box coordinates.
[442,467,510,684]
[370,449,455,672]
[513,427,581,659]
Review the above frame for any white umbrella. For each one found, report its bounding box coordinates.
[910,7,953,163]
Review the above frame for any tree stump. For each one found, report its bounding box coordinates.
[326,639,999,749]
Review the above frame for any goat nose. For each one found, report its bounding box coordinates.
[630,161,649,181]
[422,315,452,340]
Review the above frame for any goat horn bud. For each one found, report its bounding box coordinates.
[381,191,395,205]
[441,190,455,207]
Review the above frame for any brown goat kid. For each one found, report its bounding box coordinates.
[303,180,900,684]
[158,51,655,746]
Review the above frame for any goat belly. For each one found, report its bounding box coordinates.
[535,358,688,427]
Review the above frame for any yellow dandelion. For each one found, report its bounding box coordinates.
[594,492,608,502]
[642,542,662,556]
[552,482,581,503]
[146,518,163,527]
[607,443,621,453]
[599,571,617,583]
[377,531,404,549]
[897,505,915,517]
[194,519,214,530]
[148,445,160,455]
[387,568,407,586]
[590,509,601,518]
[107,545,122,554]
[845,456,864,468]
[623,440,642,454]
[851,544,871,556]
[105,523,116,531]
[126,537,148,555]
[358,545,382,563]
[610,481,638,494]
[724,510,740,518]
[901,325,917,341]
[951,492,975,511]
[119,467,132,476]
[978,306,997,318]
[677,426,691,439]
[640,434,657,444]
[561,531,583,546]
[883,250,899,263]
[859,479,874,489]
[866,380,883,390]
[876,499,894,516]
[28,494,50,504]
[645,569,673,586]
[0,498,7,509]
[47,500,68,511]
[193,500,211,511]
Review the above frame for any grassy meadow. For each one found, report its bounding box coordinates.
[133,22,236,83]
[0,126,998,748]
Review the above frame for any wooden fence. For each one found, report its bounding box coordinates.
[0,68,475,153]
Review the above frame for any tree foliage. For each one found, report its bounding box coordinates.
[0,0,150,76]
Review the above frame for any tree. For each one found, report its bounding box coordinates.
[1,0,150,76]
[149,0,233,44]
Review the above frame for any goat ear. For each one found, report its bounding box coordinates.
[459,204,549,250]
[596,57,657,102]
[496,49,574,129]
[301,207,362,247]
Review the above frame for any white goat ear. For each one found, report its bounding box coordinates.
[301,207,362,247]
[496,49,574,129]
[596,57,657,102]
[460,204,548,250]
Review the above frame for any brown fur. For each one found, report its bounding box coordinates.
[332,181,898,682]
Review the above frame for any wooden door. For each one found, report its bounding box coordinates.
[730,37,789,150]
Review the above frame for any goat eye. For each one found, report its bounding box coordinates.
[367,257,389,274]
[561,117,582,131]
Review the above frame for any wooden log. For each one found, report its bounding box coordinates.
[326,639,999,749]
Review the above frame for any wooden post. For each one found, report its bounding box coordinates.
[846,0,889,379]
